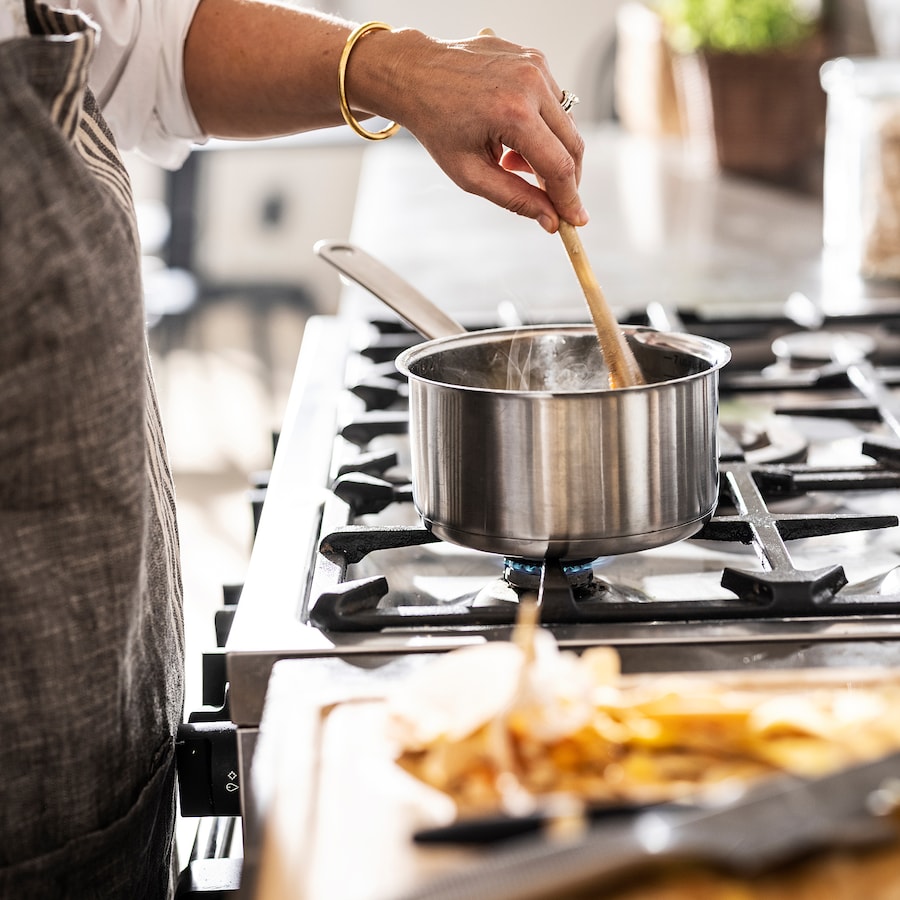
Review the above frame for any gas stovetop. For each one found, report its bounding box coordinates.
[225,300,900,729]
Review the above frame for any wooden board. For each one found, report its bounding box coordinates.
[250,660,900,900]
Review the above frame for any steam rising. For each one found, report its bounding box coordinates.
[499,337,613,391]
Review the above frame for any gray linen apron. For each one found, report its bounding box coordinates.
[0,3,185,897]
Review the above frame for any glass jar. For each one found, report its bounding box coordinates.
[820,56,900,280]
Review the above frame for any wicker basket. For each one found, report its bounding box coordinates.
[672,35,830,182]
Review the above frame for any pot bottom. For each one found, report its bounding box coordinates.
[421,508,716,561]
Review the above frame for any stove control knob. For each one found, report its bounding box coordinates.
[175,721,241,817]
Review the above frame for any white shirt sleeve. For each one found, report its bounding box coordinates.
[67,0,207,168]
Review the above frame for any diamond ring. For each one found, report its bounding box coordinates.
[560,90,580,113]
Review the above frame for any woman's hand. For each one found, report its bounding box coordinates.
[347,29,588,234]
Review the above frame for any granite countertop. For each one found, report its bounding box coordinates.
[336,123,894,327]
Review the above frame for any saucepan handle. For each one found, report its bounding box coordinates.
[314,239,467,341]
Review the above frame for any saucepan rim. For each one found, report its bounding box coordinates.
[395,323,732,396]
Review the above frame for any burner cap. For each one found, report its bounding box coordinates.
[721,419,809,464]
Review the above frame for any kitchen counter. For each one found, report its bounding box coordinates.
[336,123,897,327]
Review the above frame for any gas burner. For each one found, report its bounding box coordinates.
[735,330,881,395]
[721,419,809,464]
[471,558,655,609]
[720,325,900,395]
[771,331,876,367]
[503,557,595,591]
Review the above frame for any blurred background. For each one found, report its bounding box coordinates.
[124,0,886,715]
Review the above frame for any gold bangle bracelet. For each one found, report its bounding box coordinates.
[338,21,401,141]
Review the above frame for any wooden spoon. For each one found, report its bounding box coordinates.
[558,221,645,389]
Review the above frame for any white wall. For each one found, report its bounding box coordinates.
[317,0,624,121]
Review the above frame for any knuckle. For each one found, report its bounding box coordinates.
[504,194,532,217]
[522,47,550,70]
[502,56,548,101]
[570,129,586,161]
[549,152,578,185]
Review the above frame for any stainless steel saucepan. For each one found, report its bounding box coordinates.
[315,240,731,561]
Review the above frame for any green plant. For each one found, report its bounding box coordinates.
[658,0,822,54]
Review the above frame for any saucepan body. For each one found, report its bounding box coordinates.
[395,324,732,560]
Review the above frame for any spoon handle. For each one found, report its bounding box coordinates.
[558,222,645,388]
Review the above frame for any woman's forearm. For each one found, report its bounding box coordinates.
[183,0,361,136]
